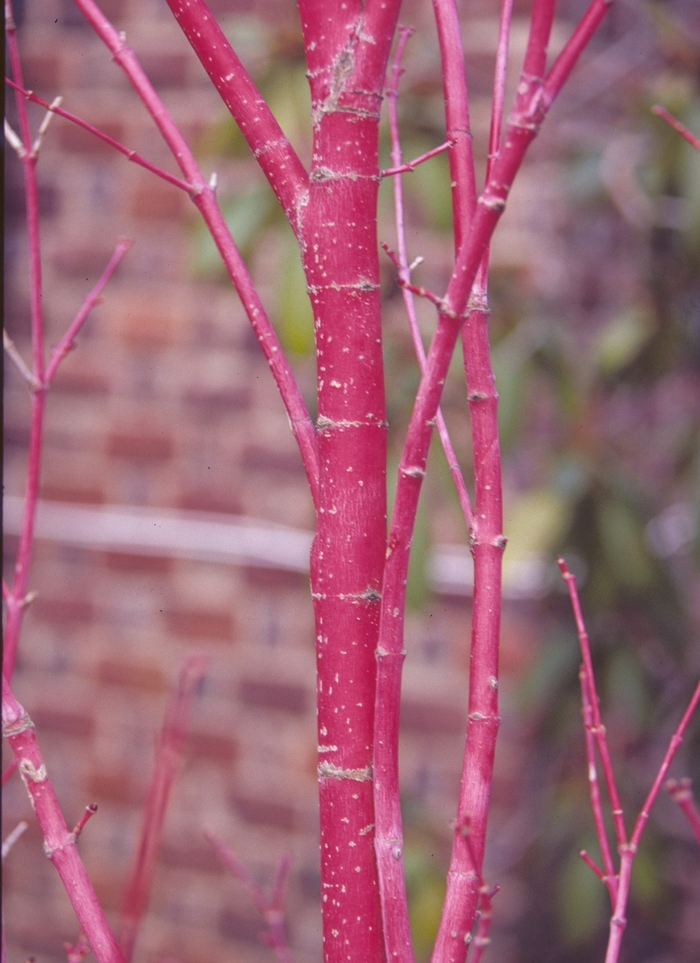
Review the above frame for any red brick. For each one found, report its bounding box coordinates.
[164,608,234,642]
[218,908,264,944]
[242,445,304,474]
[87,770,143,806]
[244,567,307,590]
[21,53,61,89]
[186,731,237,764]
[137,53,188,89]
[32,707,95,738]
[40,484,105,504]
[230,794,297,831]
[102,551,173,574]
[35,596,94,626]
[118,308,179,348]
[107,430,174,462]
[182,386,252,416]
[51,367,110,395]
[58,121,125,156]
[400,699,465,735]
[178,488,243,515]
[159,841,223,873]
[129,184,186,221]
[96,658,166,692]
[53,244,122,278]
[239,678,307,715]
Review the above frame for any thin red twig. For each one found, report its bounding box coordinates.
[2,758,19,787]
[4,80,194,192]
[382,140,453,177]
[72,0,320,505]
[204,831,293,963]
[2,676,125,963]
[64,934,90,963]
[665,778,700,844]
[118,655,208,963]
[468,885,499,963]
[71,804,99,842]
[559,558,700,963]
[44,239,132,385]
[1,820,28,860]
[651,105,700,152]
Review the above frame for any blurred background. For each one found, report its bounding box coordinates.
[3,1,700,962]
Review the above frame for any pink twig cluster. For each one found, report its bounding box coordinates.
[558,560,700,963]
[205,832,293,963]
[118,656,208,963]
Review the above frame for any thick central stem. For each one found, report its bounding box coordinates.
[299,8,395,960]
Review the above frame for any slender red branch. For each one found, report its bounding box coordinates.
[204,831,293,963]
[3,330,40,389]
[118,656,207,963]
[2,758,19,787]
[431,0,477,251]
[163,0,309,229]
[64,935,90,963]
[579,664,618,901]
[72,0,320,506]
[3,4,48,683]
[468,885,498,963]
[559,560,628,849]
[45,239,132,384]
[579,849,605,881]
[560,555,700,963]
[665,778,700,844]
[384,31,473,528]
[630,680,700,851]
[382,140,453,177]
[488,0,515,167]
[4,80,194,192]
[375,5,613,957]
[71,804,98,842]
[2,676,125,963]
[1,820,28,860]
[651,105,700,152]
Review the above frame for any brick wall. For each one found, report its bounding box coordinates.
[7,3,698,963]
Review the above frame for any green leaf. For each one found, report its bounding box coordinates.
[504,487,572,562]
[597,497,655,592]
[192,187,275,278]
[594,308,655,377]
[274,235,314,356]
[559,849,606,945]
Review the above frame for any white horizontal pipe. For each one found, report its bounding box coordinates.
[3,497,551,598]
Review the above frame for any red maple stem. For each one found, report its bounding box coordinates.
[297,4,401,960]
[118,656,207,963]
[1,676,125,963]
